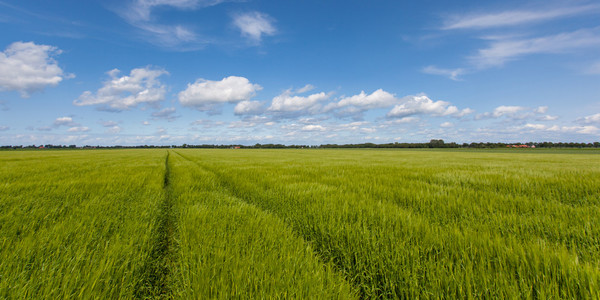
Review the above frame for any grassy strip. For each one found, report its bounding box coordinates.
[135,151,177,299]
[169,151,357,298]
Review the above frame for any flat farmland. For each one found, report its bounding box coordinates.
[0,149,599,298]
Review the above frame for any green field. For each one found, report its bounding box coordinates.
[1,149,599,298]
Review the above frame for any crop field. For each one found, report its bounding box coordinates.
[0,149,599,298]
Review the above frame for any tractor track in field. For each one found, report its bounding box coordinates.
[135,151,177,299]
[170,150,359,294]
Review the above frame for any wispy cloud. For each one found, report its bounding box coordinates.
[470,27,600,68]
[443,4,600,30]
[426,4,600,78]
[124,0,226,22]
[232,11,276,43]
[421,65,465,80]
[152,107,180,121]
[116,0,229,49]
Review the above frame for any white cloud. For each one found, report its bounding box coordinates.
[179,76,261,111]
[67,126,90,132]
[523,123,547,130]
[301,125,326,131]
[442,5,600,30]
[478,105,527,119]
[536,115,559,121]
[335,89,397,110]
[54,116,77,127]
[133,23,200,49]
[422,65,465,80]
[106,126,122,134]
[126,0,225,22]
[470,27,600,68]
[477,105,555,120]
[234,100,264,115]
[100,120,119,127]
[152,107,179,121]
[384,117,420,125]
[296,84,315,94]
[118,0,228,49]
[0,126,9,131]
[534,106,548,114]
[522,123,600,135]
[387,94,473,118]
[440,122,454,128]
[233,11,276,42]
[0,41,69,97]
[577,113,600,124]
[74,67,168,111]
[268,89,331,115]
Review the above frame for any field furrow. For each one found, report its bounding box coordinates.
[169,150,357,298]
[135,151,177,298]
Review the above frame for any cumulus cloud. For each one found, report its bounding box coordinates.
[268,89,331,116]
[152,107,180,121]
[522,123,600,135]
[67,126,90,132]
[233,11,276,43]
[440,122,454,128]
[335,89,397,110]
[74,67,168,111]
[536,115,559,121]
[105,125,122,134]
[54,116,77,127]
[0,41,70,97]
[442,5,600,30]
[234,100,264,115]
[476,105,555,120]
[422,65,465,80]
[301,124,326,131]
[577,113,600,124]
[477,105,527,119]
[179,76,261,111]
[384,117,420,125]
[387,94,473,118]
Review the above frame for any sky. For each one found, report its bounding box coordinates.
[0,0,599,146]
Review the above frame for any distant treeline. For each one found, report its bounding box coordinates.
[2,140,599,150]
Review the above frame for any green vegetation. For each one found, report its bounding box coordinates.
[1,149,599,298]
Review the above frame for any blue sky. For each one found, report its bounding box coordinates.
[1,0,599,146]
